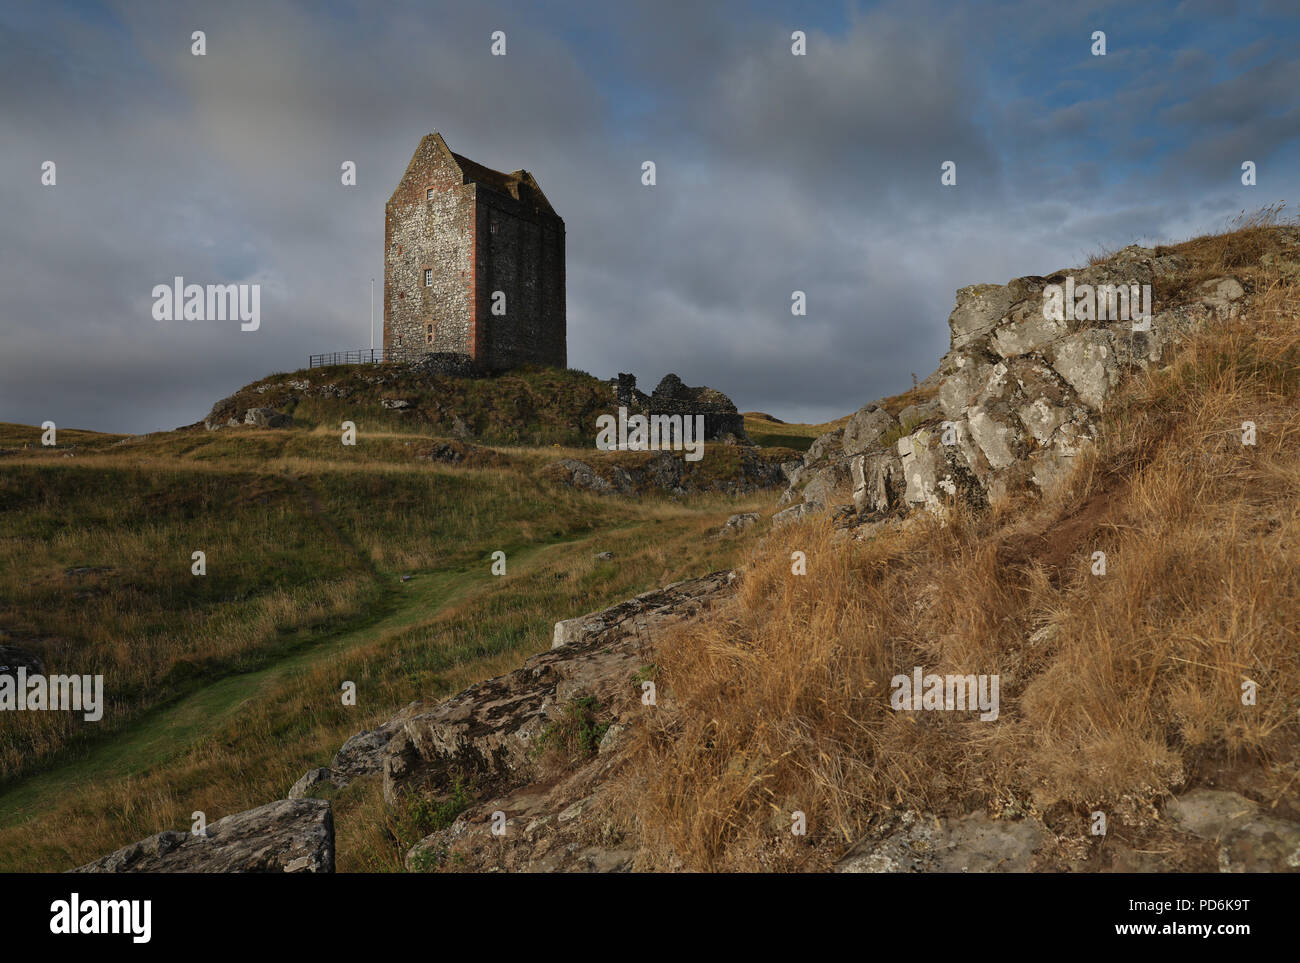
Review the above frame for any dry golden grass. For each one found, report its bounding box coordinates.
[618,221,1300,871]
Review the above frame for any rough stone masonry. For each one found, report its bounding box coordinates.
[384,132,566,371]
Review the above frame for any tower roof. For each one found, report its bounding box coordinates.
[413,132,557,217]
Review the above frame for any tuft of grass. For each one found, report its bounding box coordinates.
[877,414,928,450]
[532,696,611,767]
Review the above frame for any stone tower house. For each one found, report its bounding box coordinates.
[384,132,566,370]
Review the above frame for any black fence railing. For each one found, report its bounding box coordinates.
[308,348,418,368]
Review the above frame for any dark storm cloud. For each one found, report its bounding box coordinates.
[2,0,1298,434]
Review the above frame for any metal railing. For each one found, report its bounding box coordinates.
[308,348,418,368]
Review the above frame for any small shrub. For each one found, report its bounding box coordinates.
[532,696,610,765]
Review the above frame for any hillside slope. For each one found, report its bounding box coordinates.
[19,218,1299,875]
[267,217,1298,874]
[616,218,1300,870]
[0,375,790,870]
[198,364,754,449]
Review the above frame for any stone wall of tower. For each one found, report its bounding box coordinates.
[384,143,476,359]
[475,188,566,371]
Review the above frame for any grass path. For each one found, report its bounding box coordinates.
[0,528,610,828]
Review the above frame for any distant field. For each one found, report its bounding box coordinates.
[742,412,848,451]
[0,422,129,449]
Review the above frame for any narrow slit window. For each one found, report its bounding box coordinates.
[424,269,432,286]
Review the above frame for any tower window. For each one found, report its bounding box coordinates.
[426,187,434,201]
[424,269,433,286]
[426,323,433,345]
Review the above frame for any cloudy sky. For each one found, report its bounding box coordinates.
[3,0,1298,433]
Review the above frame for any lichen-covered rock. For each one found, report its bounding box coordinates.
[243,407,293,428]
[801,461,851,511]
[804,427,845,465]
[1167,789,1300,873]
[836,810,1048,873]
[779,459,804,485]
[991,311,1072,359]
[850,450,904,515]
[772,502,812,527]
[547,449,784,498]
[335,722,404,777]
[1049,329,1121,410]
[966,403,1023,470]
[288,767,344,799]
[841,405,896,456]
[800,245,1249,527]
[947,283,1017,351]
[939,356,995,422]
[73,799,334,873]
[550,458,618,494]
[897,397,942,426]
[1198,276,1245,317]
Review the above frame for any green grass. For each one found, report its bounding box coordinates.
[532,695,611,764]
[0,415,771,872]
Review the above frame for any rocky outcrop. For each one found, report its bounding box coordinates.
[378,571,735,871]
[876,249,1246,514]
[841,404,896,457]
[1167,789,1300,873]
[716,512,759,537]
[551,457,619,495]
[549,571,735,649]
[778,245,1251,525]
[835,787,1300,874]
[287,717,411,800]
[73,799,334,873]
[837,810,1048,873]
[804,427,845,465]
[772,502,813,528]
[243,407,293,428]
[288,767,344,799]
